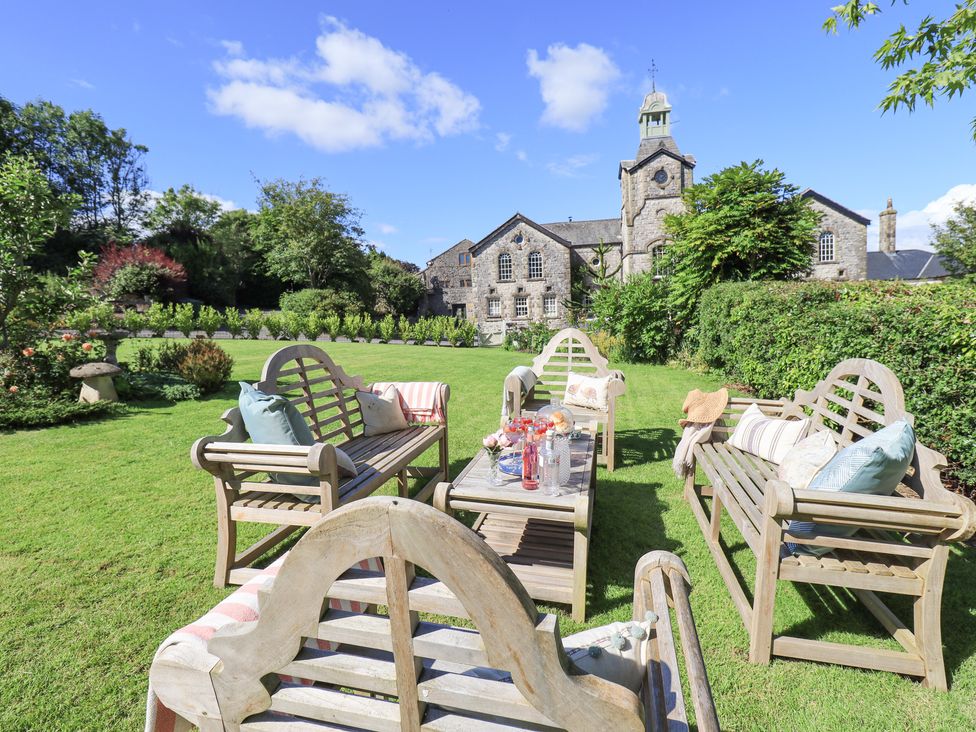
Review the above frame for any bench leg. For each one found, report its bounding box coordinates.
[605,421,615,472]
[915,549,949,690]
[214,481,237,589]
[749,512,781,664]
[397,469,409,498]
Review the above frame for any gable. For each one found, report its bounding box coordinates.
[620,146,695,178]
[470,213,571,255]
[801,189,870,226]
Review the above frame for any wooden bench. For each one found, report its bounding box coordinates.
[504,327,626,471]
[685,358,976,689]
[192,345,450,588]
[149,496,719,731]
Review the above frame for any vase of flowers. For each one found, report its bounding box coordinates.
[483,430,514,486]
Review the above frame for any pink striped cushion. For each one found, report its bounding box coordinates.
[370,381,446,424]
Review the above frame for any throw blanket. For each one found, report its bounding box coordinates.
[672,388,729,479]
[672,423,715,479]
[501,366,538,422]
[145,556,383,732]
[370,381,447,424]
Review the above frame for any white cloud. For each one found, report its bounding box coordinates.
[145,189,238,212]
[70,78,95,90]
[209,17,480,153]
[220,39,245,57]
[516,150,528,162]
[495,132,511,152]
[376,223,398,235]
[166,36,183,47]
[526,43,620,132]
[860,184,976,251]
[368,240,387,250]
[546,153,598,178]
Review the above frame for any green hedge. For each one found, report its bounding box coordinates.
[694,280,976,487]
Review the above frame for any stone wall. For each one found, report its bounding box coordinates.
[420,239,473,317]
[808,200,867,281]
[470,220,572,343]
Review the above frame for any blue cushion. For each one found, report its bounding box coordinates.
[787,420,915,555]
[238,382,316,447]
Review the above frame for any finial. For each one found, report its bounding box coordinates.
[649,59,658,93]
[886,197,893,209]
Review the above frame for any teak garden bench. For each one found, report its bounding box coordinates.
[504,327,626,471]
[148,496,719,731]
[685,358,976,689]
[192,345,450,588]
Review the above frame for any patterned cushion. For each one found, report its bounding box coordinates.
[563,372,610,411]
[787,420,916,555]
[777,430,838,490]
[727,403,809,465]
[560,615,657,693]
[357,384,409,436]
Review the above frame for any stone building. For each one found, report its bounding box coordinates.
[420,87,884,338]
[801,189,870,281]
[867,199,952,281]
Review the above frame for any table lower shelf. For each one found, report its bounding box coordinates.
[476,514,576,606]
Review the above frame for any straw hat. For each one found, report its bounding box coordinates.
[679,388,728,427]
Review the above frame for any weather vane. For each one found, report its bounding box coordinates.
[649,59,658,93]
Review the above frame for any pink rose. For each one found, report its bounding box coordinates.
[61,333,74,342]
[81,342,93,352]
[8,385,18,394]
[483,434,498,450]
[21,347,34,357]
[496,431,514,449]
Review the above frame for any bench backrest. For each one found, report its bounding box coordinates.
[791,358,950,502]
[255,344,366,443]
[530,328,611,403]
[200,497,646,730]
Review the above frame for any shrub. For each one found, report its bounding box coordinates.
[458,321,478,348]
[171,303,196,338]
[145,302,171,337]
[242,309,265,339]
[377,314,396,343]
[264,313,284,340]
[694,280,976,488]
[279,288,364,318]
[93,243,186,300]
[196,305,223,338]
[224,308,244,339]
[281,311,305,340]
[128,341,191,374]
[175,340,234,394]
[0,394,122,429]
[116,372,200,402]
[592,273,675,363]
[587,329,625,361]
[0,338,105,395]
[397,315,412,343]
[342,314,362,341]
[323,313,341,340]
[119,308,146,336]
[503,321,554,353]
[304,312,325,340]
[411,317,431,345]
[360,314,377,342]
[105,263,167,301]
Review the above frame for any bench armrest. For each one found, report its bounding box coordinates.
[763,480,976,543]
[633,551,719,732]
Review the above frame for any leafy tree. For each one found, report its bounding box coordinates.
[0,155,76,347]
[369,252,424,315]
[824,1,976,140]
[211,208,283,308]
[663,160,820,326]
[932,200,976,275]
[255,177,369,297]
[592,273,675,363]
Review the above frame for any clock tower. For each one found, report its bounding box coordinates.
[619,90,696,277]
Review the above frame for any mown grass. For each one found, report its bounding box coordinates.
[1,338,974,730]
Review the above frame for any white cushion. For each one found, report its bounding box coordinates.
[727,403,809,465]
[561,616,656,693]
[335,447,358,478]
[563,372,610,411]
[777,431,837,490]
[356,385,409,436]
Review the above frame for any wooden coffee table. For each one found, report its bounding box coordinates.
[434,431,597,621]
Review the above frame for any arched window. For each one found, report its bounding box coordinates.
[649,242,671,277]
[819,232,835,262]
[497,252,512,281]
[528,251,543,279]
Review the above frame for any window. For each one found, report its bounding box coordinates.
[514,296,528,318]
[581,292,593,309]
[498,252,512,281]
[650,243,671,277]
[487,298,501,317]
[528,251,543,279]
[458,252,471,266]
[459,278,471,288]
[543,294,557,317]
[819,232,835,262]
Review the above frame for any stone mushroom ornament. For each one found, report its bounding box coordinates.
[70,362,122,403]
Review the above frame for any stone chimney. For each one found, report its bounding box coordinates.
[878,197,897,253]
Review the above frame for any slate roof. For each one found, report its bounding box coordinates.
[800,188,871,226]
[540,218,622,246]
[867,250,952,281]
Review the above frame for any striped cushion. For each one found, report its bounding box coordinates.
[727,403,809,465]
[787,420,916,556]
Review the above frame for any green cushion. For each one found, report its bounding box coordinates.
[238,382,315,447]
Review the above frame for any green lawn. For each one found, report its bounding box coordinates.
[1,339,974,730]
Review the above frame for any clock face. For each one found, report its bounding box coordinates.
[653,168,669,185]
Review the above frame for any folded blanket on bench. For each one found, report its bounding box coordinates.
[145,556,383,732]
[501,366,538,422]
[370,381,447,425]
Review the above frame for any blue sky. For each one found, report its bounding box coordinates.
[3,1,975,266]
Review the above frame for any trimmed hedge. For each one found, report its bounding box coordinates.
[693,280,976,487]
